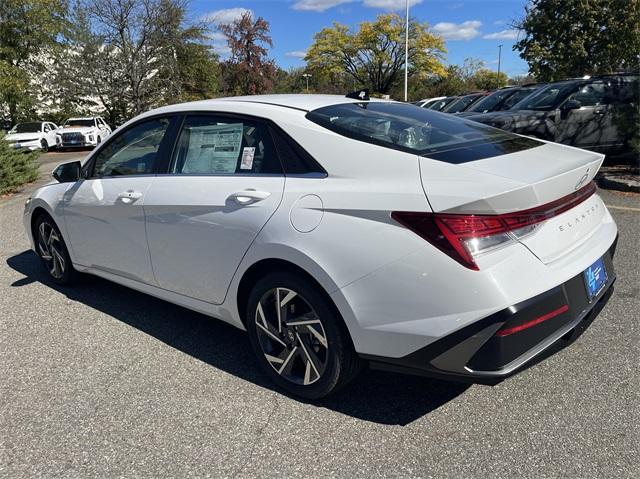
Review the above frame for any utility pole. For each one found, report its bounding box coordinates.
[404,0,409,102]
[302,73,312,93]
[497,44,503,87]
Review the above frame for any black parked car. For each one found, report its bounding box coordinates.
[466,75,639,156]
[441,92,488,113]
[457,85,542,117]
[426,96,457,111]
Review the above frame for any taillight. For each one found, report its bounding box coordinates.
[392,181,597,270]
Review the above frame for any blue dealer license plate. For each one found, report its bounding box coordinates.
[583,257,608,301]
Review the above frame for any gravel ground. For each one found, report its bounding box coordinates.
[1,154,639,478]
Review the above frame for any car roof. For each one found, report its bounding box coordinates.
[157,94,393,114]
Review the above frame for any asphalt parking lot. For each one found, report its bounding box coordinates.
[1,152,639,478]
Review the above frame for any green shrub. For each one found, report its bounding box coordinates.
[0,135,39,195]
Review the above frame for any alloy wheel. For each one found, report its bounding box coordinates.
[37,221,65,279]
[255,287,329,386]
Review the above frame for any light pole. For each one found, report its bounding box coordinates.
[302,73,312,93]
[404,0,409,102]
[497,44,503,86]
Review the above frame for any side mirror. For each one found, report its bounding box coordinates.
[562,99,582,111]
[52,161,81,183]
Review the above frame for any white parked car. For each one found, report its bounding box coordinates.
[23,94,617,398]
[4,121,60,152]
[59,116,111,149]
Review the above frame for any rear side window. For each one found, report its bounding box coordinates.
[171,116,282,175]
[306,102,540,161]
[270,126,326,175]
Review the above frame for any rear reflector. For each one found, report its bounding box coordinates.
[495,304,569,337]
[392,181,597,270]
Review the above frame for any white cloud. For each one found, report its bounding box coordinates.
[292,0,352,12]
[201,8,252,25]
[432,20,482,41]
[493,20,506,25]
[483,29,519,40]
[286,50,308,58]
[207,31,230,57]
[363,0,423,9]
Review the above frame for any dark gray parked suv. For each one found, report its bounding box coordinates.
[466,75,639,156]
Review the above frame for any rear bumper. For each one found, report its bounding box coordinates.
[362,237,617,384]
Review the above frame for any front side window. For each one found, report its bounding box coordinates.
[306,102,539,161]
[512,82,578,110]
[91,117,171,177]
[567,82,607,107]
[171,116,282,175]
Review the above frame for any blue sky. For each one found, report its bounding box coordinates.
[191,0,530,77]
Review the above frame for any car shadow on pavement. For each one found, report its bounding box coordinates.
[7,250,470,426]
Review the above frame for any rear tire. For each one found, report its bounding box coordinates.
[33,214,77,285]
[246,271,362,399]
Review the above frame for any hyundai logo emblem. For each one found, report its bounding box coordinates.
[575,169,590,190]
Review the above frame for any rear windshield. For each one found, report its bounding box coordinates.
[306,102,541,161]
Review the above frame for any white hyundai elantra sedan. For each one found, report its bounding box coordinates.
[23,93,617,398]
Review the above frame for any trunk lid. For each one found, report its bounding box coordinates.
[419,141,605,264]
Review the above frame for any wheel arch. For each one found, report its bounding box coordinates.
[30,206,52,238]
[236,258,329,327]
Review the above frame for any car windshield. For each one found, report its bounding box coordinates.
[443,94,482,113]
[306,102,540,161]
[64,119,95,128]
[511,82,578,110]
[11,122,41,133]
[466,90,517,113]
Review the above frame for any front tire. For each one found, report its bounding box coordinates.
[40,139,49,152]
[34,214,77,285]
[246,271,362,399]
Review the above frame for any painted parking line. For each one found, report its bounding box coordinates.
[605,204,640,212]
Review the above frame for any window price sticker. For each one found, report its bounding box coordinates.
[240,147,255,170]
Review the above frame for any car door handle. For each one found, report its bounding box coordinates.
[228,189,271,205]
[117,191,143,204]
